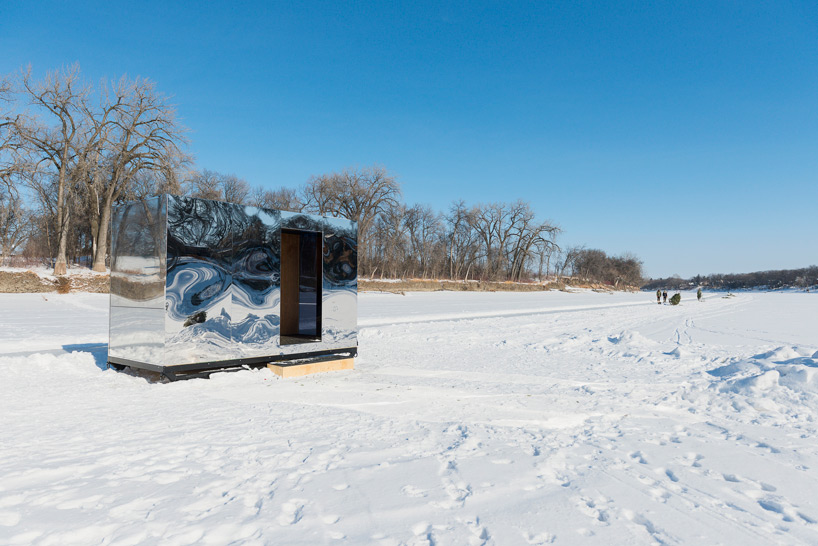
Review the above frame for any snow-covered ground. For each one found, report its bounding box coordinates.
[1,290,817,545]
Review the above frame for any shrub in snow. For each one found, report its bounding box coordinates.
[670,293,681,305]
[55,276,71,294]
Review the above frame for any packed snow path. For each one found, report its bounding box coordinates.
[1,290,817,545]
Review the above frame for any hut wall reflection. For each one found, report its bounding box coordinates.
[108,194,357,372]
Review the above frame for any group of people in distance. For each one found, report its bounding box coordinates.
[655,288,704,304]
[657,289,667,304]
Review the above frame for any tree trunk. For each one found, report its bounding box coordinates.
[91,189,115,272]
[53,171,69,275]
[52,133,72,276]
[54,209,69,275]
[91,206,111,271]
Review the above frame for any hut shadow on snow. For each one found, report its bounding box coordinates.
[62,343,108,371]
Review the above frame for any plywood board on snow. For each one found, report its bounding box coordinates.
[268,358,354,378]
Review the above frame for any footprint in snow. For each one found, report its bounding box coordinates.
[460,516,491,545]
[649,486,671,502]
[756,442,781,454]
[682,452,703,468]
[629,451,648,464]
[663,468,679,482]
[622,509,666,542]
[574,496,609,525]
[756,496,815,524]
[410,521,433,543]
[277,499,306,526]
[523,530,555,544]
[401,485,428,498]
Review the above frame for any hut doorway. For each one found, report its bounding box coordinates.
[280,229,322,344]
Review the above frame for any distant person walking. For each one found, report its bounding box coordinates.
[657,289,662,304]
[697,287,703,302]
[662,290,668,304]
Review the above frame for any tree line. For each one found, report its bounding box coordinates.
[642,266,818,291]
[1,65,643,286]
[1,65,186,273]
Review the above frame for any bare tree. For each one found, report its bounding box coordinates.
[0,76,24,194]
[120,146,192,201]
[503,201,538,281]
[153,145,192,196]
[187,169,222,200]
[17,65,87,275]
[248,186,302,211]
[556,245,584,278]
[404,204,443,278]
[533,235,560,280]
[371,203,407,278]
[444,200,479,280]
[573,248,607,280]
[467,202,508,279]
[566,248,642,286]
[301,174,337,216]
[303,166,400,275]
[0,189,31,263]
[73,78,127,268]
[506,211,560,282]
[220,173,249,204]
[84,77,185,271]
[186,169,250,205]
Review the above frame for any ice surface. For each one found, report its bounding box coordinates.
[1,290,817,544]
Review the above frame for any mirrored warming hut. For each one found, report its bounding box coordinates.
[108,194,358,380]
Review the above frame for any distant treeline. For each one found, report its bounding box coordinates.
[642,266,818,291]
[1,65,644,286]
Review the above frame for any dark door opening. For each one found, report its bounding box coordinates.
[280,229,322,344]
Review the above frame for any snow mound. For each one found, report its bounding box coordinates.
[666,346,690,359]
[607,330,653,346]
[708,346,818,397]
[0,351,102,376]
[752,346,810,362]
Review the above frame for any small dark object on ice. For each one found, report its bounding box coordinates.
[670,293,681,305]
[184,310,207,327]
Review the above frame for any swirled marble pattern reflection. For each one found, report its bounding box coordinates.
[163,196,357,365]
[165,261,232,322]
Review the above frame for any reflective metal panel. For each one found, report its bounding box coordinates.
[228,205,282,358]
[110,195,166,308]
[164,196,234,364]
[110,194,357,369]
[108,306,165,365]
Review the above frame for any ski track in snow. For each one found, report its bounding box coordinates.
[0,290,817,544]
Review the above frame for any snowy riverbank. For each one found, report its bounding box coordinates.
[1,290,817,544]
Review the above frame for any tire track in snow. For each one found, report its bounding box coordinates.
[359,299,655,329]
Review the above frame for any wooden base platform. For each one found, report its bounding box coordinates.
[268,357,354,378]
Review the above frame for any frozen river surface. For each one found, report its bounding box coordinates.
[1,289,817,545]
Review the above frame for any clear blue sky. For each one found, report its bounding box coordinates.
[2,1,816,278]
